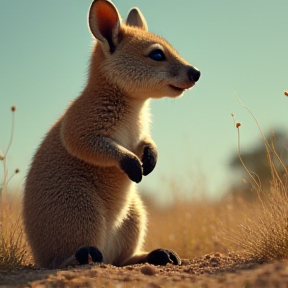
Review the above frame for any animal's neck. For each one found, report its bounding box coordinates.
[84,42,151,138]
[87,43,108,86]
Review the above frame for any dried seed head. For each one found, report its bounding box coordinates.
[0,155,4,161]
[15,168,20,174]
[231,113,235,118]
[236,122,241,128]
[284,91,288,97]
[11,105,16,112]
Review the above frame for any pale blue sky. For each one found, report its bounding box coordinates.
[1,1,287,202]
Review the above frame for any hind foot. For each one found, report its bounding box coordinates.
[75,246,103,265]
[147,249,181,266]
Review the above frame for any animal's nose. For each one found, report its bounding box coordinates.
[188,66,201,82]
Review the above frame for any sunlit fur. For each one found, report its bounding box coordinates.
[89,25,195,100]
[23,0,197,269]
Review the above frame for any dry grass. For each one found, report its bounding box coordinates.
[226,98,288,262]
[0,194,29,270]
[225,140,288,262]
[227,192,288,262]
[144,186,281,261]
[144,193,240,259]
[0,106,29,270]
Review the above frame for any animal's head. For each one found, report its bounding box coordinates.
[88,0,200,100]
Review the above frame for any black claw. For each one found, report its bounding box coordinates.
[167,250,181,265]
[147,249,181,266]
[75,246,103,265]
[142,145,157,176]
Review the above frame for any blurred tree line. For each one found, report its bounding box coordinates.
[228,129,288,201]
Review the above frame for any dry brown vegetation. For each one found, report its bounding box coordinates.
[1,104,288,287]
[0,107,29,270]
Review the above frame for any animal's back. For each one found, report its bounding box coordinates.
[23,92,147,267]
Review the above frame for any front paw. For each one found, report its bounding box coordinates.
[147,249,181,266]
[120,155,143,183]
[142,145,157,176]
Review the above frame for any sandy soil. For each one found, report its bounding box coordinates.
[1,253,288,288]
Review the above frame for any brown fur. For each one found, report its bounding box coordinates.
[23,0,200,269]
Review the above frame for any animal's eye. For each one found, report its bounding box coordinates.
[148,49,166,61]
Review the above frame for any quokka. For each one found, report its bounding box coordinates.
[23,0,200,269]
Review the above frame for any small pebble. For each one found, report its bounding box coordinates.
[140,265,157,276]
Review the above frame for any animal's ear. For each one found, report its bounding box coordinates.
[126,8,148,31]
[88,0,122,53]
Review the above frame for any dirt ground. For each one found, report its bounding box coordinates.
[1,253,288,288]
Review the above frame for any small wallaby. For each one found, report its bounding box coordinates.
[23,0,200,269]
